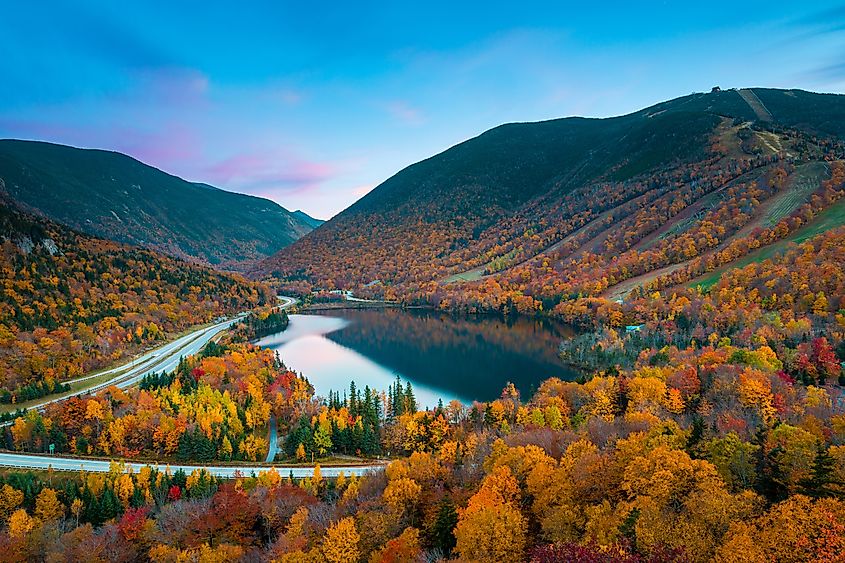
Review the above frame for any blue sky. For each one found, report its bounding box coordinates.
[2,1,844,218]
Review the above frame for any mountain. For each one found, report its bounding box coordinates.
[292,209,325,230]
[257,88,845,310]
[0,193,270,397]
[0,140,316,269]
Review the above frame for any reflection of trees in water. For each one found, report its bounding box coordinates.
[316,309,579,401]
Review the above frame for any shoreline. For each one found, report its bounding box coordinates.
[299,300,429,311]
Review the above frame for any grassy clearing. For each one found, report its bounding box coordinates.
[442,267,486,284]
[692,197,845,290]
[762,162,828,228]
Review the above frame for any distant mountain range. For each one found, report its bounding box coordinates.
[0,140,318,269]
[291,210,325,230]
[257,88,845,304]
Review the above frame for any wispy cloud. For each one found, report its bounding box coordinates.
[278,88,304,105]
[385,101,425,125]
[798,59,845,85]
[111,122,203,168]
[70,5,177,70]
[792,4,845,32]
[204,150,335,197]
[351,183,377,197]
[135,67,210,106]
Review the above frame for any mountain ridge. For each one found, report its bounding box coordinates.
[256,87,845,308]
[0,139,315,269]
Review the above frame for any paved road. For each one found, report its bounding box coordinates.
[11,315,246,415]
[0,295,375,477]
[18,295,299,413]
[277,295,297,309]
[0,452,382,478]
[265,415,279,463]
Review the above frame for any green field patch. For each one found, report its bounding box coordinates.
[691,197,845,290]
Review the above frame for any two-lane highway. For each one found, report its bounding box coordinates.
[15,295,299,413]
[0,451,384,478]
[0,295,383,478]
[7,314,246,416]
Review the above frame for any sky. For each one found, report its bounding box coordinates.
[2,1,845,219]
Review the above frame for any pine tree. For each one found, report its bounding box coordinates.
[362,422,379,456]
[99,488,120,521]
[405,381,417,414]
[177,430,195,461]
[800,442,841,498]
[195,431,216,462]
[349,381,358,416]
[429,498,458,555]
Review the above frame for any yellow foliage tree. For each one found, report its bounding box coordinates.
[322,517,361,563]
[0,484,24,521]
[8,508,35,539]
[35,487,64,522]
[455,466,527,562]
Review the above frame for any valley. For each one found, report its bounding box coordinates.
[1,86,845,562]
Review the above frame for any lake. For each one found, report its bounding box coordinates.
[255,308,579,408]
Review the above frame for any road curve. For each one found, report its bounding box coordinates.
[0,452,384,478]
[265,415,279,463]
[0,296,343,475]
[10,315,245,416]
[18,295,299,414]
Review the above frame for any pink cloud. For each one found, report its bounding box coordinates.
[0,117,202,171]
[0,118,89,142]
[351,183,376,197]
[109,122,203,168]
[204,149,334,197]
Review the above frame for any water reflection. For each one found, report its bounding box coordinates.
[256,309,579,407]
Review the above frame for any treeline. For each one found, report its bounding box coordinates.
[9,342,309,463]
[284,377,420,460]
[0,379,70,404]
[0,334,844,560]
[235,306,290,340]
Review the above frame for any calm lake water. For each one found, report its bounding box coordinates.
[255,308,579,408]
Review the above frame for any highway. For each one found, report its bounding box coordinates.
[0,452,383,478]
[265,415,279,463]
[0,294,383,478]
[18,295,300,412]
[9,315,246,414]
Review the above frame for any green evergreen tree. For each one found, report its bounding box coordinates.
[405,381,417,414]
[428,498,458,555]
[800,442,842,498]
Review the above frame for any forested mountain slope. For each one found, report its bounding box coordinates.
[0,140,315,269]
[258,88,845,312]
[0,194,271,400]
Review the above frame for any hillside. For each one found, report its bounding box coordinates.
[0,194,271,400]
[0,140,315,269]
[257,88,845,311]
[292,209,325,229]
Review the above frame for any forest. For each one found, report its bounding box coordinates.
[0,210,844,560]
[0,196,273,403]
